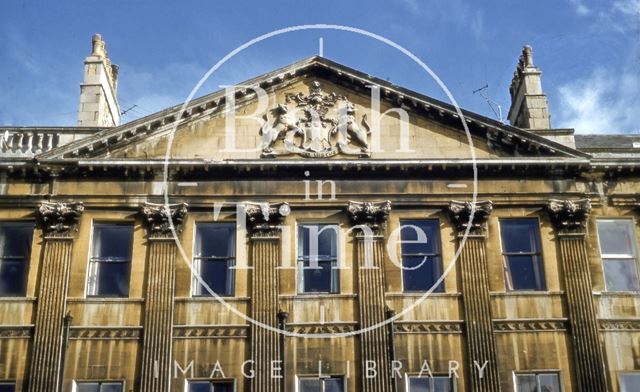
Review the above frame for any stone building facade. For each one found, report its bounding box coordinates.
[0,36,639,392]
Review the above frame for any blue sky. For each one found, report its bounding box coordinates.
[0,0,638,134]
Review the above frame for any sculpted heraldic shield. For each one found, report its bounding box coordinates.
[259,81,371,158]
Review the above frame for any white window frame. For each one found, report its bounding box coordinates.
[619,372,640,392]
[498,217,547,292]
[72,380,125,392]
[86,222,133,298]
[399,219,444,293]
[513,371,563,392]
[596,218,640,292]
[296,222,341,295]
[296,375,346,392]
[404,374,456,392]
[191,222,236,297]
[184,378,236,392]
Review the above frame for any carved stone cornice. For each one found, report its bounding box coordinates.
[547,198,591,234]
[69,326,142,340]
[598,318,640,332]
[346,200,391,231]
[173,325,249,339]
[393,321,463,334]
[245,202,290,234]
[140,202,188,237]
[448,200,493,236]
[38,201,84,237]
[493,318,568,333]
[0,325,33,339]
[285,322,357,334]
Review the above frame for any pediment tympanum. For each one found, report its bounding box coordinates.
[260,81,370,158]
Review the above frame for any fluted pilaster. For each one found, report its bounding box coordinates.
[448,200,501,392]
[246,202,289,392]
[347,201,392,392]
[547,199,607,391]
[139,202,187,392]
[28,201,84,392]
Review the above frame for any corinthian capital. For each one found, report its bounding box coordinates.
[346,201,392,231]
[140,202,188,237]
[245,202,290,234]
[38,201,84,236]
[547,198,591,234]
[448,200,493,236]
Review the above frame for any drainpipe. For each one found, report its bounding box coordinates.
[386,307,397,392]
[277,310,289,392]
[59,312,73,392]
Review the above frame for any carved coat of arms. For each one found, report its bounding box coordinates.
[259,81,371,158]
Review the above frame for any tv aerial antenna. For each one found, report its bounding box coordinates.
[473,84,504,124]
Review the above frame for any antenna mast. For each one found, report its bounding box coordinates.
[473,85,504,124]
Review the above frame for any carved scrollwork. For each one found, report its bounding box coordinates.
[140,202,188,237]
[547,198,591,234]
[38,201,84,236]
[346,201,391,231]
[245,202,290,234]
[598,319,640,331]
[0,325,33,338]
[173,325,249,339]
[493,319,568,332]
[259,81,371,158]
[69,326,142,340]
[448,200,493,236]
[393,321,463,334]
[286,322,356,334]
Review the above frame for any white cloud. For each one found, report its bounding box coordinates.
[394,0,485,40]
[614,0,640,15]
[568,0,591,15]
[556,68,640,134]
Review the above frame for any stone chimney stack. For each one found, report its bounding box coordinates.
[507,45,551,130]
[77,34,120,127]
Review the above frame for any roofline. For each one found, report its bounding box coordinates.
[37,55,590,160]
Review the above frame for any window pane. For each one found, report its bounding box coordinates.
[93,225,133,260]
[507,255,545,291]
[76,383,100,392]
[302,260,334,293]
[212,382,234,392]
[198,260,232,296]
[604,259,640,291]
[0,260,27,295]
[621,373,640,392]
[403,256,444,292]
[0,222,33,296]
[500,219,540,253]
[196,224,235,258]
[0,384,16,392]
[433,377,452,392]
[515,374,537,392]
[401,220,440,255]
[299,378,322,392]
[299,225,338,259]
[324,378,344,392]
[0,223,33,257]
[99,382,123,392]
[538,373,561,392]
[407,377,429,392]
[598,220,636,256]
[188,381,212,392]
[96,260,130,296]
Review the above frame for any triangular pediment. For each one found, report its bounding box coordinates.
[38,56,588,162]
